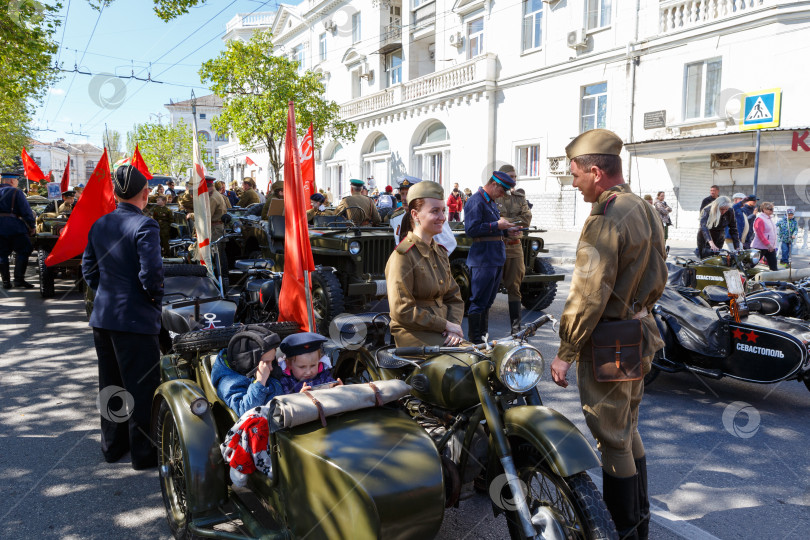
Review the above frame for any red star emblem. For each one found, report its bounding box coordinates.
[745,330,759,343]
[732,328,744,340]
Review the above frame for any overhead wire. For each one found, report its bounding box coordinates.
[37,0,71,126]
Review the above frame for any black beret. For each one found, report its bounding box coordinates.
[114,165,148,200]
[311,193,325,203]
[280,332,328,358]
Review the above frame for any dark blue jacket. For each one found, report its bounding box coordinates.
[0,184,35,236]
[82,202,164,334]
[729,201,748,239]
[211,350,283,417]
[464,187,505,267]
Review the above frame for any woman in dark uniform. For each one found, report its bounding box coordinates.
[385,181,464,347]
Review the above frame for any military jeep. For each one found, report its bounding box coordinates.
[447,222,564,313]
[239,213,394,331]
[34,214,83,298]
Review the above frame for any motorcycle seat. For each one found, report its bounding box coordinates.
[234,259,273,271]
[703,285,731,304]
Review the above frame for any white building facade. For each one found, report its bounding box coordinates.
[220,0,810,240]
[28,138,104,187]
[165,94,229,175]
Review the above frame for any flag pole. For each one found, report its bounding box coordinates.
[304,270,314,332]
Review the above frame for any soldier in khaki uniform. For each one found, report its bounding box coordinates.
[306,192,335,224]
[57,190,75,214]
[149,195,173,256]
[550,130,666,540]
[207,176,229,277]
[335,179,381,226]
[385,176,419,223]
[385,181,464,347]
[496,164,533,333]
[237,178,260,207]
[261,180,284,220]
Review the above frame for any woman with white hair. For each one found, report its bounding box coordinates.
[697,196,740,257]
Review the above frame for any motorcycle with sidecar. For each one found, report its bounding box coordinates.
[668,249,768,292]
[646,286,810,392]
[329,313,617,540]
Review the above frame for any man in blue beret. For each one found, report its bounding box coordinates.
[463,171,518,342]
[0,172,36,289]
[335,178,380,226]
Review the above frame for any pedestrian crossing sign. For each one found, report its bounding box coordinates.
[740,88,781,131]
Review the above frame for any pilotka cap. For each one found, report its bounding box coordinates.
[565,129,623,160]
[406,180,444,204]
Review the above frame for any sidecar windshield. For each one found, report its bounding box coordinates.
[163,276,221,303]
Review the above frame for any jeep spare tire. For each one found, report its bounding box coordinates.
[311,267,345,335]
[172,321,299,354]
[520,258,558,312]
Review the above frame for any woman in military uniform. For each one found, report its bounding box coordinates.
[385,181,464,347]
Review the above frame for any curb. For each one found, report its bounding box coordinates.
[548,257,576,266]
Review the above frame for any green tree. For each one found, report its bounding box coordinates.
[126,119,214,179]
[90,0,205,21]
[0,0,61,168]
[200,29,356,182]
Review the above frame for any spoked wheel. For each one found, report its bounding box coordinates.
[520,258,558,312]
[504,444,617,540]
[156,400,196,539]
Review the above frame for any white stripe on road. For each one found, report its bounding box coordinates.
[588,472,723,540]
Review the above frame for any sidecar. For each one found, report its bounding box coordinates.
[649,287,810,390]
[153,326,445,540]
[668,249,768,292]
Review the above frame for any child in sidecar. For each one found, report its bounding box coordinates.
[277,332,343,393]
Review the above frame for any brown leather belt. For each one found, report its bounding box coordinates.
[473,236,504,243]
[505,239,521,245]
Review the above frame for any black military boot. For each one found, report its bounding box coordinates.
[635,457,650,540]
[1,263,11,289]
[602,469,640,540]
[508,300,522,334]
[482,310,490,341]
[12,255,34,289]
[467,313,483,344]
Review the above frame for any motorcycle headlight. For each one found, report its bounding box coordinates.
[530,240,540,252]
[349,241,361,255]
[750,252,760,265]
[232,220,242,234]
[496,344,545,393]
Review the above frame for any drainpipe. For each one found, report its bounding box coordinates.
[626,0,642,187]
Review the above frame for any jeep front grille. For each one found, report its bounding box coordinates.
[361,237,396,274]
[523,238,533,268]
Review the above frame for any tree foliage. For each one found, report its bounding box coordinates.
[199,30,356,181]
[0,0,61,168]
[90,0,208,21]
[126,119,214,179]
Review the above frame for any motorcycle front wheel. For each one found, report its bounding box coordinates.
[504,444,617,540]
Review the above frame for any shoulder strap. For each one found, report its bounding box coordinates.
[590,194,618,216]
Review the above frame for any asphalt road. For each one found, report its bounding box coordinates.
[2,259,809,539]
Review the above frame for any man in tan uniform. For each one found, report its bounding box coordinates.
[496,164,533,333]
[335,179,381,226]
[306,192,335,224]
[237,178,260,207]
[550,129,666,540]
[57,191,75,214]
[261,180,284,220]
[207,176,229,277]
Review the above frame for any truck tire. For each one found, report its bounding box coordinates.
[164,264,208,278]
[520,258,557,312]
[311,268,345,335]
[450,258,472,314]
[172,321,299,354]
[39,250,55,298]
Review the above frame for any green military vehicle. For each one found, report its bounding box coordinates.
[34,213,83,298]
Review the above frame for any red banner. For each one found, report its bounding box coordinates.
[131,144,153,180]
[246,156,256,166]
[45,149,116,267]
[60,161,69,192]
[301,123,316,201]
[21,148,45,182]
[278,102,315,332]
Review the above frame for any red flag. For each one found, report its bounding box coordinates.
[278,102,315,332]
[246,156,256,166]
[131,144,153,180]
[45,149,116,266]
[60,161,70,192]
[47,170,53,182]
[21,148,45,182]
[300,123,316,201]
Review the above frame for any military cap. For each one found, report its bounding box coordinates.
[280,332,328,357]
[311,192,325,203]
[113,165,148,199]
[399,176,422,189]
[491,171,516,190]
[406,180,444,204]
[565,129,623,160]
[745,194,759,202]
[62,190,75,198]
[271,180,284,192]
[350,178,365,187]
[205,175,216,184]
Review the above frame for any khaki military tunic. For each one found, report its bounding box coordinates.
[150,205,174,256]
[335,194,381,226]
[178,191,194,213]
[237,188,260,208]
[306,207,335,224]
[497,191,533,300]
[385,232,464,347]
[57,201,73,214]
[209,189,228,256]
[558,184,666,477]
[261,193,278,220]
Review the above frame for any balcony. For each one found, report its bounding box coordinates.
[339,53,496,119]
[659,0,772,34]
[378,21,402,55]
[224,12,274,39]
[412,1,436,34]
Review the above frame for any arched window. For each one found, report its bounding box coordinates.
[325,143,346,197]
[413,121,450,187]
[362,134,391,190]
[198,131,211,143]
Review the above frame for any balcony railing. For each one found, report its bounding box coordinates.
[659,0,770,34]
[339,53,496,119]
[226,12,275,33]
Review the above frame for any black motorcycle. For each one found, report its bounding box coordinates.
[231,258,283,324]
[695,278,810,320]
[647,287,810,392]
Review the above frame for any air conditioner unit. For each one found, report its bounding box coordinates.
[323,19,336,32]
[548,156,571,176]
[710,152,755,170]
[449,32,463,48]
[567,29,588,49]
[359,69,374,82]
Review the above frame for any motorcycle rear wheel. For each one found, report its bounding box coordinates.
[504,444,617,540]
